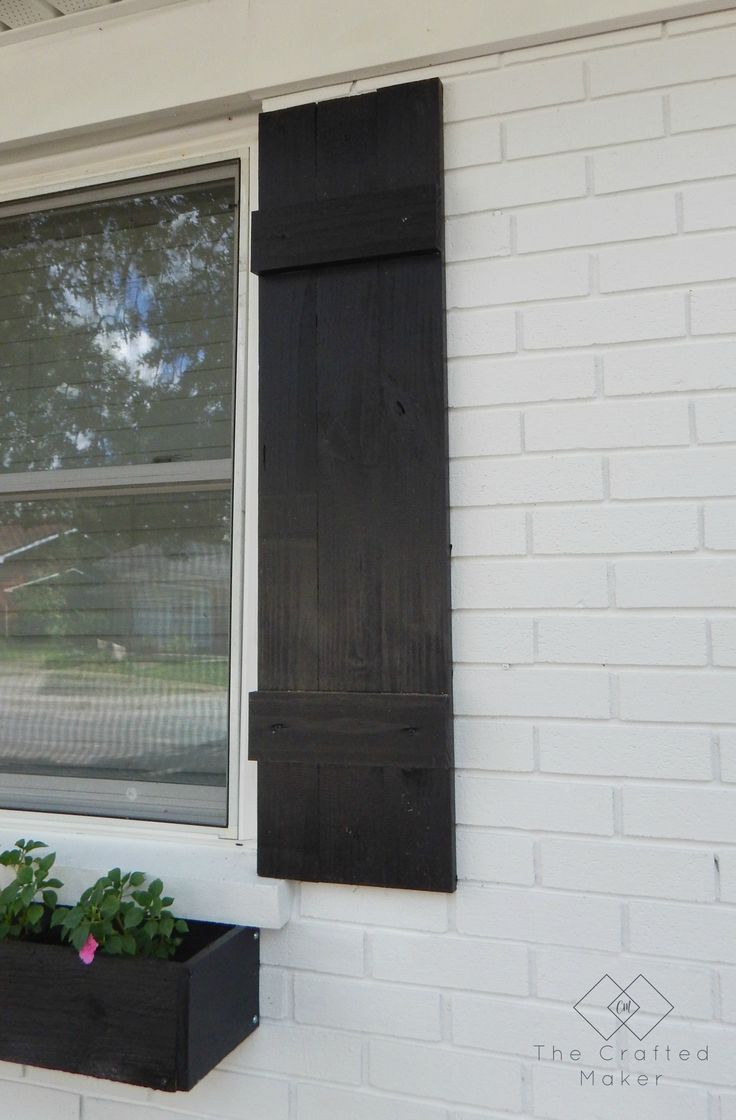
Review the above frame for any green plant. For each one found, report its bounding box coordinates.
[0,839,63,940]
[52,867,188,962]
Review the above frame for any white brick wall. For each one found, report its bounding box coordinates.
[8,13,736,1120]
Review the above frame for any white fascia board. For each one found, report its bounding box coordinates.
[1,0,736,152]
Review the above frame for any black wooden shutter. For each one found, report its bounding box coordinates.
[249,79,455,893]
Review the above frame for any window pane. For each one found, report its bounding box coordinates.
[0,176,236,472]
[0,490,230,825]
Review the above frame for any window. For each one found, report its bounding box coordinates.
[0,164,239,828]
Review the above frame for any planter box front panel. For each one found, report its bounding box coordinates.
[0,921,259,1092]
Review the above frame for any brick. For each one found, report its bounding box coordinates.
[533,1062,708,1120]
[448,407,521,458]
[541,837,714,901]
[506,94,664,159]
[616,558,736,607]
[450,455,604,506]
[446,251,589,309]
[691,286,736,335]
[525,398,689,450]
[454,665,610,718]
[451,613,534,663]
[0,1083,80,1120]
[625,784,736,842]
[535,945,714,1019]
[671,74,736,133]
[453,558,608,609]
[300,883,449,931]
[456,828,535,884]
[453,717,535,771]
[629,899,736,964]
[224,1022,361,1084]
[696,395,736,443]
[369,1038,522,1112]
[294,974,441,1040]
[457,885,622,950]
[447,307,516,357]
[539,723,713,780]
[446,153,586,215]
[452,993,572,1054]
[722,968,736,1022]
[456,773,614,833]
[84,1103,210,1120]
[682,179,736,232]
[449,353,596,408]
[610,448,736,500]
[620,669,736,723]
[445,211,510,263]
[589,26,736,95]
[370,930,529,994]
[444,57,584,121]
[719,852,736,903]
[594,126,736,193]
[516,192,677,253]
[523,291,685,349]
[722,732,736,780]
[537,616,707,666]
[296,1084,447,1120]
[25,1067,147,1103]
[444,118,501,170]
[533,504,699,555]
[716,622,736,667]
[450,508,526,556]
[600,231,736,293]
[705,503,736,549]
[147,1070,289,1120]
[260,920,364,976]
[260,966,290,1019]
[604,339,736,395]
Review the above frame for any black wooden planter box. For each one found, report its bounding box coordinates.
[0,920,259,1091]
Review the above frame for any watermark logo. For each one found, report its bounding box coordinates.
[573,974,673,1041]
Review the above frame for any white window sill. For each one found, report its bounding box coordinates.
[0,828,293,930]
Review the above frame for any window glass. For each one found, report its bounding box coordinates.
[0,179,234,472]
[0,170,237,826]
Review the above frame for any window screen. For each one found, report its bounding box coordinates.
[0,166,238,826]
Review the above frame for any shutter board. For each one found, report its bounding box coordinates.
[251,79,455,893]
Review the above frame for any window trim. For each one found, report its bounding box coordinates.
[0,120,261,858]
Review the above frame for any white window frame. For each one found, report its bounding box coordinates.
[0,114,286,925]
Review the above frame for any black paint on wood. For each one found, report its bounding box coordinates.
[250,691,451,768]
[251,185,442,273]
[0,922,259,1092]
[252,78,455,893]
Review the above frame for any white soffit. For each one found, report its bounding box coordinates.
[0,0,183,34]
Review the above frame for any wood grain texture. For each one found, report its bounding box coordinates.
[250,691,451,767]
[251,185,441,273]
[252,78,455,893]
[0,922,259,1091]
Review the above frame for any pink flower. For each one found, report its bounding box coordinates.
[79,934,99,965]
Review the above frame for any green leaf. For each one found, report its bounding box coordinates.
[26,904,44,926]
[129,871,146,887]
[121,933,136,955]
[160,916,174,939]
[42,890,58,909]
[174,919,188,933]
[16,866,32,886]
[124,908,144,929]
[149,878,163,898]
[71,926,90,951]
